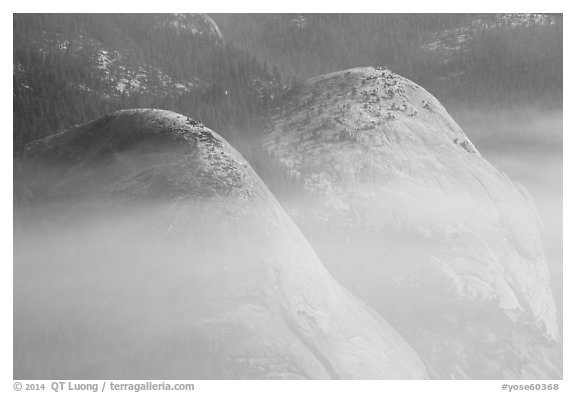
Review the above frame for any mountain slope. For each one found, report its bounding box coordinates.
[214,13,562,107]
[260,67,561,379]
[14,109,428,379]
[13,14,281,154]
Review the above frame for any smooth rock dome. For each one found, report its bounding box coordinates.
[262,67,561,379]
[14,109,428,379]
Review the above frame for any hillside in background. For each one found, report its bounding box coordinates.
[14,13,562,156]
[213,13,562,110]
[13,14,283,154]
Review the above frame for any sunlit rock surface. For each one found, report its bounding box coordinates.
[262,67,561,379]
[14,109,427,380]
[155,14,224,40]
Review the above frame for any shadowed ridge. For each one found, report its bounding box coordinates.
[23,109,257,201]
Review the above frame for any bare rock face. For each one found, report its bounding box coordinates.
[261,67,561,379]
[14,109,427,380]
[155,14,224,40]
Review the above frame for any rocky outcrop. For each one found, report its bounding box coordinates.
[155,14,224,41]
[14,109,427,379]
[261,67,561,379]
